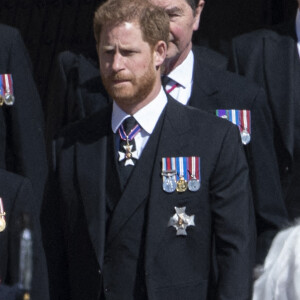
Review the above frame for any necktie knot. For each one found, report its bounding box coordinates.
[122,116,137,134]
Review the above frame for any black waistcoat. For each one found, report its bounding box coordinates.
[102,110,165,300]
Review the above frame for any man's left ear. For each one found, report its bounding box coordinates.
[193,0,205,31]
[154,41,167,68]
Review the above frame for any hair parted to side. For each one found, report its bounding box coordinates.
[93,0,169,47]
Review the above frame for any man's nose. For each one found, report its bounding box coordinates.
[112,53,124,72]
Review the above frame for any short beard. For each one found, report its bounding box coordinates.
[102,62,156,108]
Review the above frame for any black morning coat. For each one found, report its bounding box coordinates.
[42,96,256,300]
[45,46,287,264]
[0,24,48,209]
[229,21,300,220]
[0,169,49,300]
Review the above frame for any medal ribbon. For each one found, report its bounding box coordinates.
[0,75,5,99]
[0,197,5,218]
[176,157,188,181]
[162,157,176,183]
[216,109,251,134]
[118,122,141,142]
[239,110,251,134]
[188,157,200,181]
[1,74,14,96]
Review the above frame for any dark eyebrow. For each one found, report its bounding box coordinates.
[165,7,183,15]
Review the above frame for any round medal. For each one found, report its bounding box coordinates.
[0,218,6,232]
[5,94,15,106]
[163,177,176,193]
[241,130,251,145]
[188,179,200,192]
[176,177,188,193]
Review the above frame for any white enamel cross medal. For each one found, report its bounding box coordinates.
[119,140,138,166]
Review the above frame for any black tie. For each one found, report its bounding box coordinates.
[118,116,138,189]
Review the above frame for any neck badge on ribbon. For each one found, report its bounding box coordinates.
[118,123,141,166]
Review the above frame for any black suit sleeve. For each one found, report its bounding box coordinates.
[41,138,71,300]
[247,87,288,263]
[211,124,256,300]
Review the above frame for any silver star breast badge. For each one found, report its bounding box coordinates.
[118,144,138,166]
[168,206,195,236]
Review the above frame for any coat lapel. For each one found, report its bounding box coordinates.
[264,34,296,157]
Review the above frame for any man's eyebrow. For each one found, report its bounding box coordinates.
[165,6,182,14]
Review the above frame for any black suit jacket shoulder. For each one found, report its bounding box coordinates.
[0,169,49,300]
[192,45,228,70]
[45,50,110,145]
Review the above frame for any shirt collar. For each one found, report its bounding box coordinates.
[296,9,300,57]
[167,50,194,88]
[111,87,167,134]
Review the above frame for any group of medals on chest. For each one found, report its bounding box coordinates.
[161,156,201,193]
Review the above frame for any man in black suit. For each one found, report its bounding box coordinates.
[0,169,49,300]
[42,0,255,299]
[229,0,300,220]
[0,24,48,209]
[149,0,288,264]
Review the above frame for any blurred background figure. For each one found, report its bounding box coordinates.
[0,24,47,209]
[229,0,300,220]
[252,222,300,300]
[0,169,49,300]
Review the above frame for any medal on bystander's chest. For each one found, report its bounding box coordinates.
[0,197,6,232]
[241,130,251,145]
[215,109,251,145]
[0,74,15,106]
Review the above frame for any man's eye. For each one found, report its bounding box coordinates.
[122,50,135,56]
[105,50,115,55]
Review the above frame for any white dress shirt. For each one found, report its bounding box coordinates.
[111,87,167,159]
[165,50,194,105]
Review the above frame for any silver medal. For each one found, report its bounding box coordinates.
[241,130,251,145]
[163,176,177,193]
[4,93,15,106]
[188,178,200,192]
[168,206,195,236]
